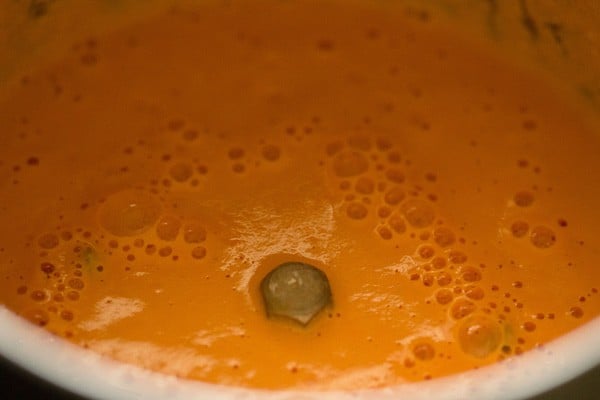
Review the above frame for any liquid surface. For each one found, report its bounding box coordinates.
[1,0,599,390]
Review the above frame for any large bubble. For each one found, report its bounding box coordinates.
[98,189,162,237]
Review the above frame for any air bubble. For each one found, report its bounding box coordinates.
[412,342,435,361]
[461,266,482,282]
[401,199,435,228]
[433,226,455,247]
[511,221,529,238]
[431,257,447,270]
[228,147,245,160]
[183,221,207,243]
[262,144,281,161]
[40,262,55,274]
[422,273,434,287]
[68,278,85,290]
[450,298,476,319]
[355,177,375,194]
[375,206,391,219]
[569,306,584,318]
[418,245,435,259]
[98,189,162,237]
[169,162,193,182]
[435,289,453,304]
[530,226,556,248]
[514,191,534,207]
[145,244,157,255]
[385,168,405,183]
[38,233,59,249]
[384,186,405,205]
[377,226,393,240]
[333,151,369,177]
[465,285,485,300]
[346,202,368,220]
[457,315,502,358]
[522,321,536,332]
[191,246,207,260]
[156,215,181,241]
[437,272,452,286]
[158,246,173,257]
[448,251,467,264]
[388,214,406,234]
[30,290,47,302]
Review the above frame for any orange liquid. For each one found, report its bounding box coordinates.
[1,0,599,390]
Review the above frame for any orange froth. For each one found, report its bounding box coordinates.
[0,0,599,390]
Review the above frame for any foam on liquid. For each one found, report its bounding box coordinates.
[0,0,599,390]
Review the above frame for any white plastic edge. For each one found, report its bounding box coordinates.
[1,306,599,400]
